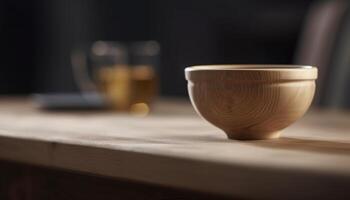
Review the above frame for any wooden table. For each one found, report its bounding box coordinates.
[0,98,350,200]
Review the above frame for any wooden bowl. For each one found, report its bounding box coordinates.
[185,65,317,140]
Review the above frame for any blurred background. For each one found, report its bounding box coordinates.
[1,0,349,109]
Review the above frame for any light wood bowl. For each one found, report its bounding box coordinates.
[185,65,317,140]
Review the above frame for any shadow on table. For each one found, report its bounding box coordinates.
[249,137,350,155]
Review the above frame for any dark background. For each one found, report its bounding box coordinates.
[0,0,314,96]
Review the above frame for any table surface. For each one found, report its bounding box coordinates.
[0,98,350,200]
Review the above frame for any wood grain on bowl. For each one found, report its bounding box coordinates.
[185,65,318,140]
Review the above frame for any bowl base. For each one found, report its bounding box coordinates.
[225,130,281,140]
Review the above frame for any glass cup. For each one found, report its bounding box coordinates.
[71,41,160,115]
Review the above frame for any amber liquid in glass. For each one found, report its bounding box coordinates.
[97,65,157,114]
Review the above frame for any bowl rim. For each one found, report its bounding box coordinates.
[185,65,318,81]
[185,64,316,71]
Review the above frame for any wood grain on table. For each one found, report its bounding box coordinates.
[0,98,349,200]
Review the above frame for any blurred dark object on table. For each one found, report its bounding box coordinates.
[33,93,105,110]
